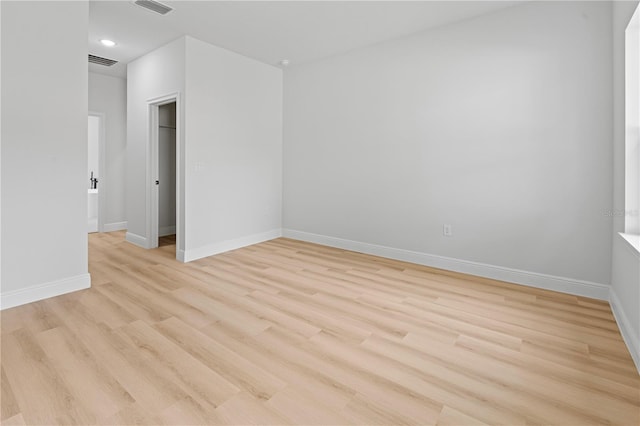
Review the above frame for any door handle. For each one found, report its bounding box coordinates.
[155,180,160,185]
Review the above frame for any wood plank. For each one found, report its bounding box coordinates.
[35,326,134,421]
[154,317,287,400]
[1,367,20,421]
[2,329,94,425]
[0,231,636,425]
[117,320,241,409]
[216,392,292,425]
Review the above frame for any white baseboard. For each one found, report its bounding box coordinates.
[177,249,186,263]
[0,273,91,310]
[183,228,282,262]
[610,289,640,373]
[282,229,610,301]
[126,231,148,249]
[159,225,176,237]
[104,221,128,232]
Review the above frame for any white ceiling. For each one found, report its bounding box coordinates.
[89,1,522,78]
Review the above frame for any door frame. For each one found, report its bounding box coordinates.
[88,111,106,233]
[146,93,183,260]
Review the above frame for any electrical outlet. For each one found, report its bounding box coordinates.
[443,224,453,237]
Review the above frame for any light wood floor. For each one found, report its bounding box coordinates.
[1,231,639,425]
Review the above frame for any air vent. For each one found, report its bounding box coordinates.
[88,54,118,67]
[134,0,173,15]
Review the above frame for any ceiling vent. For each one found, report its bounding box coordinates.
[88,54,118,67]
[134,0,173,15]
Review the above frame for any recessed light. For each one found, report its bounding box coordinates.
[279,59,290,67]
[100,39,116,47]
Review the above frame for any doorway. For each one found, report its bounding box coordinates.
[87,112,105,233]
[148,93,182,260]
[158,102,177,247]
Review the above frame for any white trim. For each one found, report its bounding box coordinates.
[125,231,148,248]
[177,249,186,263]
[183,229,282,262]
[159,225,176,237]
[0,274,91,310]
[282,229,610,300]
[610,288,640,373]
[103,221,128,232]
[147,101,159,249]
[88,217,98,233]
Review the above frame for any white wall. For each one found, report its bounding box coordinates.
[611,0,640,372]
[1,1,90,308]
[126,36,282,259]
[283,1,613,292]
[611,236,640,369]
[88,72,127,231]
[126,37,185,247]
[183,36,282,261]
